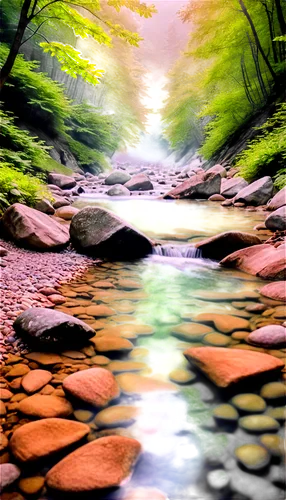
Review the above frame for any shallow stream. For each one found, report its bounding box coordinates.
[51,199,284,500]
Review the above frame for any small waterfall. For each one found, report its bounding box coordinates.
[153,244,202,258]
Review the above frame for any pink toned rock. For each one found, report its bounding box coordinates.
[220,244,286,280]
[196,231,261,260]
[267,187,286,211]
[259,281,285,302]
[18,395,72,418]
[164,172,221,199]
[63,367,120,407]
[21,369,52,394]
[184,347,284,388]
[247,325,286,348]
[48,174,76,190]
[208,194,225,202]
[0,463,21,492]
[55,206,79,221]
[221,177,248,198]
[234,176,273,206]
[46,436,141,492]
[207,165,227,177]
[48,294,66,305]
[10,418,90,462]
[265,206,286,231]
[124,174,153,191]
[2,203,69,250]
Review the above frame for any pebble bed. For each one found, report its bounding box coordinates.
[0,239,93,359]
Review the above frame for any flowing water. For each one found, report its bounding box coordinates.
[54,199,284,500]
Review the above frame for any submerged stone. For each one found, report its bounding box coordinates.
[239,415,279,433]
[171,323,213,341]
[231,394,266,413]
[213,404,239,422]
[117,373,177,394]
[94,405,139,428]
[63,367,120,407]
[235,444,270,470]
[260,382,285,400]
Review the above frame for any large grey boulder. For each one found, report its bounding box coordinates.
[265,206,286,231]
[104,171,131,185]
[221,177,248,198]
[70,206,152,259]
[267,187,286,210]
[233,176,273,206]
[106,184,130,196]
[48,174,76,190]
[124,174,153,191]
[196,231,262,260]
[13,308,94,347]
[2,203,69,250]
[163,172,221,199]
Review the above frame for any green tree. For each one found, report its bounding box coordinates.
[0,0,156,89]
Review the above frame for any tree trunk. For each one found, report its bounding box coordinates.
[238,0,278,83]
[0,0,33,90]
[275,0,286,34]
[262,1,278,63]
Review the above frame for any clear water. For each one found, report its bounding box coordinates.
[56,199,283,500]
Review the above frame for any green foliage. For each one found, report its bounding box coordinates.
[236,103,286,188]
[0,107,51,174]
[0,164,48,214]
[66,135,110,172]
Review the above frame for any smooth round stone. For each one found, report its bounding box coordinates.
[94,405,138,428]
[6,364,30,378]
[108,361,147,374]
[203,333,231,347]
[235,444,270,470]
[207,469,230,491]
[122,488,168,500]
[239,415,279,433]
[46,436,141,492]
[21,369,52,394]
[231,331,249,341]
[10,419,89,463]
[90,355,110,366]
[0,434,8,452]
[169,369,196,384]
[85,305,115,317]
[0,463,21,492]
[63,368,120,407]
[18,395,73,419]
[247,325,286,348]
[91,336,134,353]
[266,406,286,421]
[73,410,94,423]
[194,313,250,333]
[129,347,149,359]
[260,382,285,400]
[117,374,177,394]
[231,394,266,413]
[171,323,213,341]
[18,476,45,495]
[213,404,239,422]
[259,434,284,457]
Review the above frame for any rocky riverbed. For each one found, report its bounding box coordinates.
[0,161,285,500]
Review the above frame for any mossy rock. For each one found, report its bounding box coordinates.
[239,415,279,433]
[231,394,266,413]
[259,434,284,457]
[235,444,270,470]
[266,406,286,421]
[260,382,286,400]
[213,404,239,422]
[169,369,196,384]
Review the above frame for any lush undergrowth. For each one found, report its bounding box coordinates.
[0,165,49,215]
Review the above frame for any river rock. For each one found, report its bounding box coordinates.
[207,165,227,177]
[265,206,286,230]
[46,436,141,492]
[70,206,152,259]
[52,195,71,209]
[55,206,79,220]
[124,174,153,191]
[247,325,286,348]
[117,373,177,394]
[195,231,261,260]
[2,203,70,250]
[0,464,21,493]
[164,172,221,199]
[260,381,285,400]
[171,323,213,341]
[63,367,120,407]
[18,395,73,418]
[194,313,250,333]
[220,243,286,280]
[184,347,284,388]
[203,332,232,346]
[259,281,285,301]
[21,369,52,393]
[267,187,286,210]
[35,198,55,215]
[259,434,284,457]
[239,415,279,433]
[231,394,266,413]
[94,405,138,428]
[213,404,239,422]
[235,444,270,470]
[91,335,134,353]
[13,308,94,346]
[233,176,273,206]
[107,184,131,196]
[18,477,45,496]
[48,173,76,190]
[10,418,90,462]
[105,171,131,185]
[220,177,248,198]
